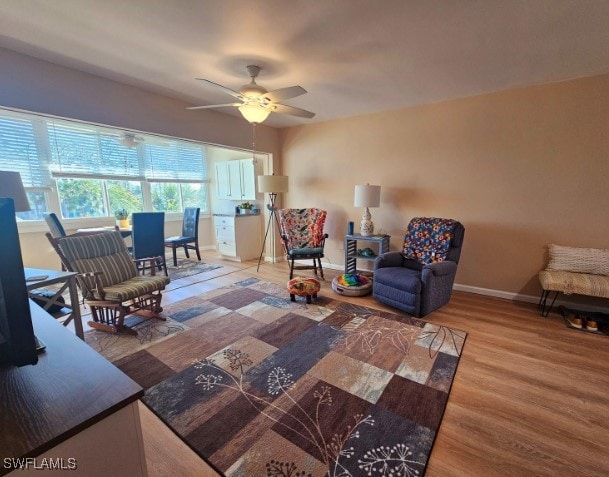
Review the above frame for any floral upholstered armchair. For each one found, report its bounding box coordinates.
[373,217,465,317]
[278,208,328,279]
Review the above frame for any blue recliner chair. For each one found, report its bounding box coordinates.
[373,217,465,317]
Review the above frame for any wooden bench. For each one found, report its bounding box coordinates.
[538,244,609,316]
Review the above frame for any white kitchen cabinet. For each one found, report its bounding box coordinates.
[214,214,261,261]
[215,159,256,201]
[240,159,256,200]
[215,162,231,199]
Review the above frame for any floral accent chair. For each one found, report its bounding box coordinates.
[373,217,465,317]
[278,208,328,279]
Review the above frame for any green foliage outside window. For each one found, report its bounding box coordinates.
[181,183,205,209]
[152,183,180,212]
[57,179,106,218]
[107,181,143,215]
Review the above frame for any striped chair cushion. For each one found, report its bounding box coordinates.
[58,231,138,290]
[95,276,170,302]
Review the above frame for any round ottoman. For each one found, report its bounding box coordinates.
[332,274,372,297]
[287,277,321,304]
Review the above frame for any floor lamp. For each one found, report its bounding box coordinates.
[256,175,289,271]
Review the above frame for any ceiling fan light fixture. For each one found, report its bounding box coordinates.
[119,133,144,149]
[238,103,271,124]
[239,83,267,98]
[191,64,315,122]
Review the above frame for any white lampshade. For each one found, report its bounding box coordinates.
[354,184,381,208]
[0,171,30,212]
[238,103,271,124]
[258,175,289,193]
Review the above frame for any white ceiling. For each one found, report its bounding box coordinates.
[1,0,609,128]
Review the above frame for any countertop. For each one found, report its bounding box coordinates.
[213,212,261,217]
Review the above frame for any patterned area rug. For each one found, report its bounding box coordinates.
[85,315,189,362]
[107,278,467,476]
[168,259,222,280]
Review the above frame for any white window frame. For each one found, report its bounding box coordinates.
[0,108,213,233]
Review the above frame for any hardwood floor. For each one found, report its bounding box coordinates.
[123,252,609,476]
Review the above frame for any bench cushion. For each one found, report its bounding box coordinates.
[539,270,609,299]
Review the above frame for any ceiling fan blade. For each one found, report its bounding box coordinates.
[195,78,242,99]
[262,86,307,103]
[187,103,241,110]
[272,103,316,119]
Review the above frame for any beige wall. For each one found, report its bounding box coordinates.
[0,47,281,268]
[280,74,609,298]
[3,45,608,300]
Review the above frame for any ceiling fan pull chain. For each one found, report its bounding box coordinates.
[252,122,257,165]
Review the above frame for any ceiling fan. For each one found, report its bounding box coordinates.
[119,132,145,148]
[187,65,315,123]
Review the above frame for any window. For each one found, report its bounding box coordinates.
[151,182,207,213]
[144,141,207,214]
[0,108,209,221]
[107,180,144,215]
[57,178,107,218]
[0,113,52,220]
[56,178,144,219]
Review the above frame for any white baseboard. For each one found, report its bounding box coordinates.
[326,263,609,313]
[454,283,609,313]
[257,257,609,314]
[324,262,346,272]
[453,283,539,304]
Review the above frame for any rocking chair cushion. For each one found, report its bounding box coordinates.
[96,275,170,302]
[288,247,324,257]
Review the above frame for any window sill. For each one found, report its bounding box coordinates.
[17,212,210,234]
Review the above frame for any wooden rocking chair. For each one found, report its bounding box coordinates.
[47,230,170,335]
[278,208,328,280]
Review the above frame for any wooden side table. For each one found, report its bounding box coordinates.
[24,267,84,340]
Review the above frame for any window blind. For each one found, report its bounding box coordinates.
[48,121,143,180]
[144,141,207,183]
[0,114,50,188]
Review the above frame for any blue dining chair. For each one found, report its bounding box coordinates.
[43,212,66,238]
[164,207,201,267]
[131,212,168,276]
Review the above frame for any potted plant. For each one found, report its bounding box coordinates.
[239,202,253,214]
[115,208,130,228]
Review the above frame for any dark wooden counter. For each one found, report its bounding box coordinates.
[0,301,143,472]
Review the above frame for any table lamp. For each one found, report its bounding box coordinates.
[0,171,31,214]
[354,184,381,236]
[0,170,38,366]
